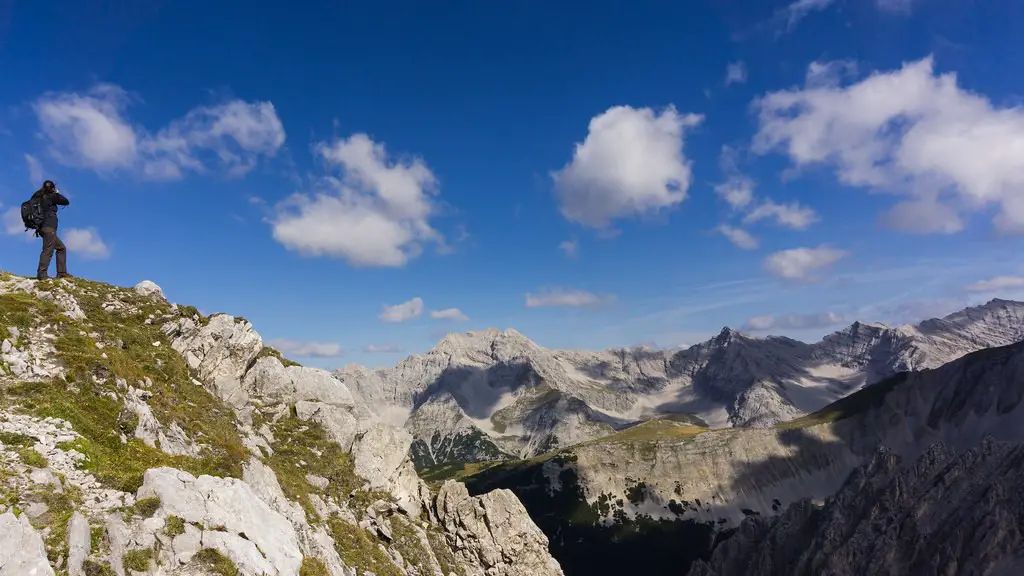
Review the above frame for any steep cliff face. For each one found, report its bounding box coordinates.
[449,341,1024,575]
[337,300,1024,465]
[0,274,562,576]
[688,439,1024,576]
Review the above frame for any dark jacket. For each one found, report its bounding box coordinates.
[32,188,70,230]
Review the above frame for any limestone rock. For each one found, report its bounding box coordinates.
[66,511,90,576]
[0,510,55,576]
[137,467,303,575]
[350,423,431,515]
[134,280,166,301]
[165,314,262,408]
[243,357,355,406]
[687,439,1024,576]
[294,401,361,451]
[433,480,564,576]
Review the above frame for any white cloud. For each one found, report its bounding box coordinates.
[379,297,424,323]
[966,276,1024,293]
[430,308,470,322]
[764,245,847,281]
[552,105,703,229]
[63,227,111,260]
[32,83,284,180]
[559,239,579,258]
[753,56,1024,236]
[783,0,837,31]
[744,310,846,331]
[266,338,343,358]
[725,61,748,86]
[743,199,819,229]
[25,154,44,186]
[363,343,404,353]
[525,288,612,308]
[270,134,444,267]
[2,208,32,238]
[716,225,759,250]
[714,146,755,209]
[879,198,963,234]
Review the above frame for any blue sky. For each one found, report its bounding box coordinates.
[3,0,1024,368]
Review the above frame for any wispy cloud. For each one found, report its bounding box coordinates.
[362,343,404,353]
[525,288,613,308]
[430,308,470,322]
[744,310,846,331]
[966,276,1024,293]
[764,245,848,282]
[725,61,748,86]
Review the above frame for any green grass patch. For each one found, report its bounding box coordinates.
[265,415,390,519]
[257,345,301,367]
[27,484,84,565]
[83,560,116,576]
[581,419,706,446]
[388,516,435,573]
[418,460,504,489]
[195,548,239,576]
[426,527,464,576]
[165,515,185,537]
[0,277,249,491]
[0,431,35,447]
[16,447,47,468]
[300,557,330,576]
[328,518,401,576]
[0,291,66,335]
[130,496,161,518]
[123,547,154,572]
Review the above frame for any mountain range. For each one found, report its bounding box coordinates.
[335,298,1024,466]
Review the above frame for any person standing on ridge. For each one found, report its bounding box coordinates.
[31,180,71,280]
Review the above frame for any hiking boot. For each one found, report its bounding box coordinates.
[57,273,74,279]
[37,275,50,281]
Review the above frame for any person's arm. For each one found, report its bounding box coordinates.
[53,192,69,206]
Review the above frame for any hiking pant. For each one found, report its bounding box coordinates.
[37,227,67,279]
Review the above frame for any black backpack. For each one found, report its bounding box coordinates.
[21,195,45,233]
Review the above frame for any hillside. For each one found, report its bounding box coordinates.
[436,340,1024,576]
[335,300,1024,466]
[0,274,563,576]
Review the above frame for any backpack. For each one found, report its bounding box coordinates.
[21,195,45,233]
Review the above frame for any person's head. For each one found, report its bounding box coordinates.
[42,180,56,192]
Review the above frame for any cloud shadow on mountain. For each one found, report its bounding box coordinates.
[412,361,540,420]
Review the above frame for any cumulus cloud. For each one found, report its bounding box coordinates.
[552,105,703,229]
[559,239,579,258]
[753,56,1024,235]
[363,343,404,353]
[430,308,470,322]
[32,83,284,179]
[270,134,444,267]
[743,199,819,230]
[2,208,32,238]
[716,225,759,250]
[966,276,1024,293]
[379,297,424,323]
[725,61,748,86]
[764,245,847,281]
[63,227,111,260]
[266,338,343,358]
[525,288,612,308]
[744,310,846,331]
[713,146,818,243]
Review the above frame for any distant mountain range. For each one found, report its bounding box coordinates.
[335,298,1024,467]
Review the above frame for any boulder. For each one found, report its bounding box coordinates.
[0,510,55,576]
[166,314,262,408]
[137,467,303,576]
[434,480,564,576]
[133,280,166,301]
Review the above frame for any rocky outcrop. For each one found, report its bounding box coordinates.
[687,439,1024,576]
[434,480,564,576]
[137,467,304,575]
[165,314,263,409]
[0,510,55,576]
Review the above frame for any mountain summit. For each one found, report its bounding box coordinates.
[338,299,1024,464]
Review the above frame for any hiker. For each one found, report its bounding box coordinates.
[27,180,71,280]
